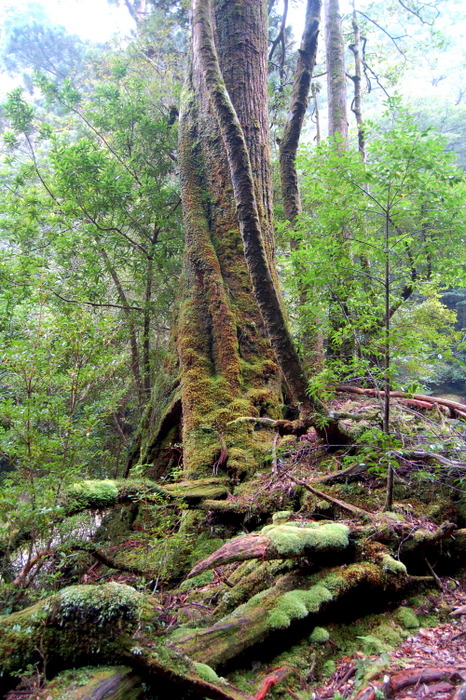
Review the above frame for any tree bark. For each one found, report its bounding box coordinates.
[349,1,366,158]
[279,0,322,225]
[324,0,349,143]
[176,0,348,476]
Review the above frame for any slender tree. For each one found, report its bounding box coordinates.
[324,0,348,143]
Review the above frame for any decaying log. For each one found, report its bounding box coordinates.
[0,582,254,700]
[176,559,408,667]
[64,477,229,516]
[354,667,465,699]
[187,521,350,578]
[334,385,466,419]
[40,666,144,700]
[126,647,256,700]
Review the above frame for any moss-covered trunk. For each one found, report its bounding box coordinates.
[176,0,285,478]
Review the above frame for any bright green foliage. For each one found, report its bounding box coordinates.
[0,29,184,596]
[261,521,349,555]
[285,110,465,387]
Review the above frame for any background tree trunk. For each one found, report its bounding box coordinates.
[325,0,349,143]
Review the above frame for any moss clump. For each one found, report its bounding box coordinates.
[192,661,221,683]
[65,480,119,513]
[310,626,330,644]
[381,554,407,578]
[268,610,292,630]
[53,582,142,627]
[396,606,420,629]
[179,571,215,591]
[272,511,293,524]
[262,522,349,555]
[268,585,333,630]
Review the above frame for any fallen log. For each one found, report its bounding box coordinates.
[334,385,466,419]
[38,666,144,700]
[176,559,408,667]
[187,521,350,578]
[64,477,229,515]
[0,582,254,700]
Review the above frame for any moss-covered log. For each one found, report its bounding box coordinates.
[39,666,144,700]
[0,583,152,680]
[0,583,255,700]
[187,521,350,577]
[175,557,408,667]
[62,477,229,515]
[63,479,171,515]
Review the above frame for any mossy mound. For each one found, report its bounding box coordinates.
[262,521,350,555]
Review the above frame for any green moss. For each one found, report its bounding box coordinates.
[310,626,330,644]
[268,585,333,630]
[65,480,119,513]
[272,511,293,524]
[322,660,336,677]
[381,554,407,578]
[396,606,420,629]
[372,623,404,647]
[357,634,391,655]
[262,522,349,555]
[0,583,151,678]
[192,661,221,683]
[53,582,142,627]
[179,571,215,591]
[268,609,292,630]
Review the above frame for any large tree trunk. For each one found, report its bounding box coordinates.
[177,0,345,477]
[177,0,283,477]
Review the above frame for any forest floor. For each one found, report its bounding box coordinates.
[312,579,466,699]
[3,396,466,700]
